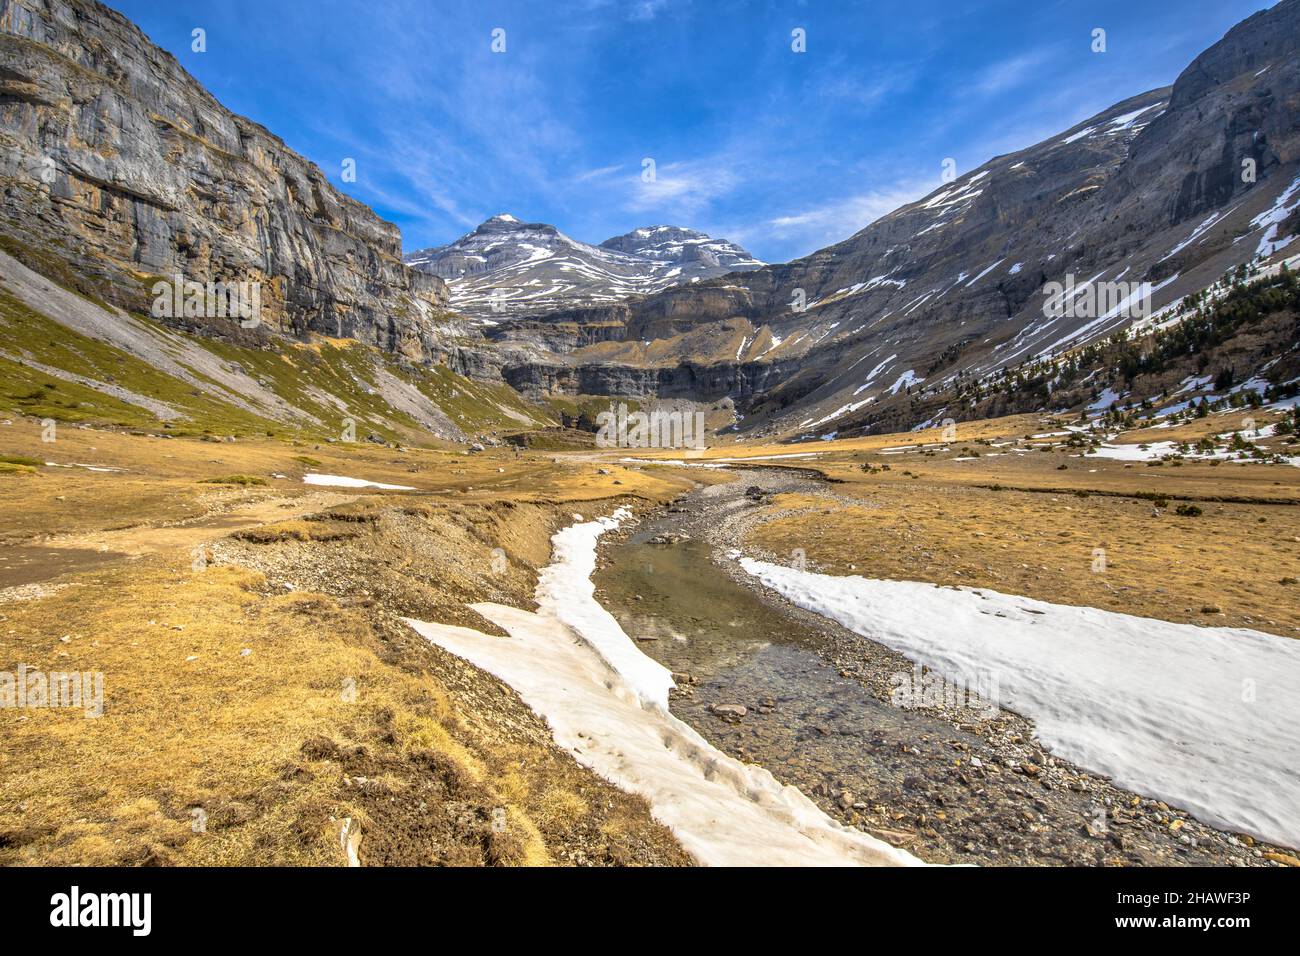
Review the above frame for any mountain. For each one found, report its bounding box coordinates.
[598,225,761,271]
[496,0,1300,438]
[404,216,762,319]
[0,0,546,443]
[0,0,453,362]
[2,0,1298,449]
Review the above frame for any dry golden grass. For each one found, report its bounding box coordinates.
[4,399,1293,867]
[0,557,385,864]
[0,417,698,866]
[744,450,1300,638]
[566,408,1300,635]
[0,416,698,547]
[0,528,689,866]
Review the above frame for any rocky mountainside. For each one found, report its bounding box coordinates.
[0,0,556,446]
[404,215,761,319]
[0,0,451,362]
[598,224,760,270]
[2,0,1297,449]
[499,0,1300,438]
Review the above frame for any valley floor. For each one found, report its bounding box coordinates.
[0,402,1297,866]
[0,418,696,865]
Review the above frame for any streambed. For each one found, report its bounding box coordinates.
[592,468,1289,865]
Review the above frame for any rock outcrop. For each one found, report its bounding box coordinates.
[0,0,450,360]
[501,352,807,403]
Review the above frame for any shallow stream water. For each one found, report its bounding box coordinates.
[592,512,976,860]
[587,471,1278,865]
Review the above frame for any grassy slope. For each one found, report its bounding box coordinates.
[0,285,549,445]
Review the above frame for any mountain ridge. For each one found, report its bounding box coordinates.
[1,0,1298,447]
[490,0,1300,440]
[404,215,762,319]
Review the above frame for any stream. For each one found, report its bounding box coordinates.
[591,467,1282,866]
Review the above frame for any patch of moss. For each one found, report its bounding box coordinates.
[232,520,359,543]
[411,362,552,434]
[0,355,155,427]
[200,474,267,486]
[543,394,640,431]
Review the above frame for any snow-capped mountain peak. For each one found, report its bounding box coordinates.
[599,225,763,270]
[404,217,763,318]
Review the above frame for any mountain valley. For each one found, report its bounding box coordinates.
[1,0,1298,878]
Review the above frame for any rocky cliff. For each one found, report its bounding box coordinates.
[0,0,450,361]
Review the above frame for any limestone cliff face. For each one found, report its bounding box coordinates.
[501,353,807,403]
[0,0,449,360]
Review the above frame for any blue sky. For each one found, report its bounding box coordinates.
[109,0,1273,263]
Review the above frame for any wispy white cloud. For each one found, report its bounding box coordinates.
[724,179,933,256]
[969,46,1058,98]
[624,159,740,216]
[572,163,626,183]
[196,0,1259,265]
[813,64,922,112]
[628,0,672,22]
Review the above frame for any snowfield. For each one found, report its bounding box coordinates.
[1083,441,1300,468]
[738,559,1300,850]
[301,473,415,490]
[406,513,921,866]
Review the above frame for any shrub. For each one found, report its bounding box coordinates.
[0,454,43,468]
[201,475,267,486]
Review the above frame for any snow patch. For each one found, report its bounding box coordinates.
[1251,173,1300,258]
[302,473,415,491]
[888,370,921,395]
[739,560,1300,850]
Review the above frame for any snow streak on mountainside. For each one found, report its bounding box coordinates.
[404,216,762,320]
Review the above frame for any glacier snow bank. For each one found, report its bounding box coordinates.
[739,558,1300,850]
